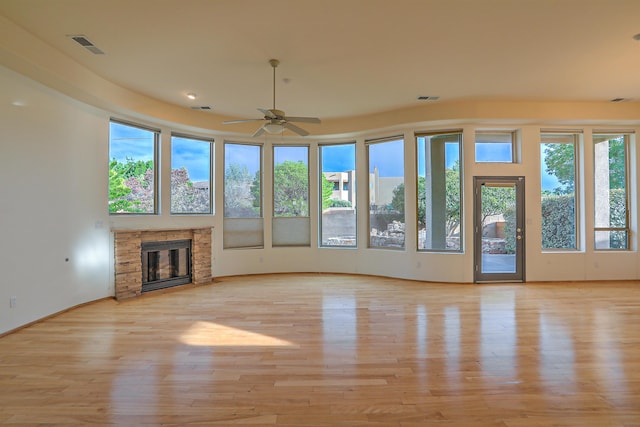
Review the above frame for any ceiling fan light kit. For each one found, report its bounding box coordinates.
[223,59,321,136]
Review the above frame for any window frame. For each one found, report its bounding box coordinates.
[540,132,580,251]
[170,133,214,215]
[416,130,463,253]
[475,130,517,163]
[223,141,263,219]
[272,145,311,247]
[223,141,264,249]
[319,142,357,248]
[366,135,405,250]
[592,133,631,251]
[108,119,160,215]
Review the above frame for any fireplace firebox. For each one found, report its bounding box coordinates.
[141,239,191,292]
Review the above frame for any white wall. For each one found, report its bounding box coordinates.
[2,63,639,335]
[0,67,111,334]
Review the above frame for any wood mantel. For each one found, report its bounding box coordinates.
[112,227,212,300]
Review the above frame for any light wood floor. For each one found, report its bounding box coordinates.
[1,274,640,426]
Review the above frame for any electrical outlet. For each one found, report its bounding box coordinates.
[9,296,17,308]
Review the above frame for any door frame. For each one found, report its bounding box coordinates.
[473,176,526,283]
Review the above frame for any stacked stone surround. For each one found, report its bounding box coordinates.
[112,227,212,300]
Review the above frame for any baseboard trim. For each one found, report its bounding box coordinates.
[0,297,114,338]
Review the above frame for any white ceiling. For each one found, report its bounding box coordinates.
[2,0,640,121]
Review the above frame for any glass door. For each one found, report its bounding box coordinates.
[474,177,525,282]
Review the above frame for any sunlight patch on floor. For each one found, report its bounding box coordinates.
[179,320,298,347]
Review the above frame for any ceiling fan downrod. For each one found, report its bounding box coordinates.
[269,59,279,111]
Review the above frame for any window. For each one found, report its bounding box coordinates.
[223,142,263,248]
[170,134,213,214]
[320,143,356,247]
[593,134,629,250]
[108,120,158,214]
[367,137,405,249]
[417,132,462,251]
[475,131,516,163]
[540,133,578,250]
[273,145,310,246]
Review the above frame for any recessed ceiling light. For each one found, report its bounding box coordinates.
[610,97,629,102]
[186,93,197,100]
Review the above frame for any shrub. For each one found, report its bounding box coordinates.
[541,194,576,249]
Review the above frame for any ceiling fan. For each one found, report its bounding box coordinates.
[223,59,321,137]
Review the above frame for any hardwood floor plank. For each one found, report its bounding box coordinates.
[1,274,640,425]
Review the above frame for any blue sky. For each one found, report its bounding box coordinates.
[110,122,212,182]
[111,122,560,190]
[109,122,155,162]
[172,137,211,182]
[274,146,308,165]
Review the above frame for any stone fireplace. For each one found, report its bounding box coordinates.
[112,227,212,300]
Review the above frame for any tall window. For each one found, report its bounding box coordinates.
[320,143,356,247]
[593,134,629,250]
[170,134,213,214]
[540,133,578,250]
[108,120,158,214]
[475,131,516,163]
[417,132,462,251]
[367,137,405,249]
[273,145,310,246]
[224,142,263,248]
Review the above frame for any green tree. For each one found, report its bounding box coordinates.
[391,177,426,226]
[543,144,575,194]
[606,137,626,190]
[445,162,461,235]
[250,170,261,212]
[171,167,210,213]
[108,158,152,213]
[544,137,625,192]
[321,173,334,210]
[480,186,514,226]
[224,164,256,217]
[108,161,139,213]
[274,161,308,216]
[111,158,154,181]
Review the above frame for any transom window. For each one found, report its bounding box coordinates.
[475,131,516,163]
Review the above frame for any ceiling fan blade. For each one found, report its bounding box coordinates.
[283,116,321,124]
[223,118,264,124]
[282,122,309,136]
[258,108,277,119]
[252,125,266,137]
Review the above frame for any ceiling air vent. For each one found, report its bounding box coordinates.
[417,96,439,101]
[190,106,212,110]
[68,35,105,55]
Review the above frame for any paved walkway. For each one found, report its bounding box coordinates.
[482,253,516,273]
